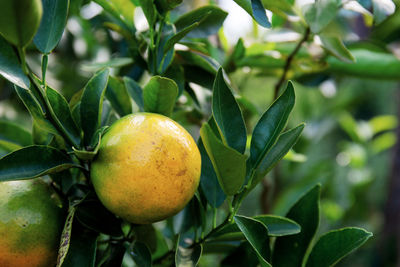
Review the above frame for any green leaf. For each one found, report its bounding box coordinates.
[200,123,247,196]
[143,76,178,116]
[212,68,247,154]
[327,49,400,80]
[233,0,270,28]
[0,120,32,152]
[75,199,123,237]
[198,140,226,208]
[46,86,81,147]
[124,76,144,111]
[372,0,395,24]
[0,145,78,182]
[176,51,220,74]
[174,194,205,235]
[33,0,69,53]
[139,0,156,27]
[163,22,199,53]
[211,215,300,241]
[0,36,30,89]
[93,0,135,29]
[319,34,355,63]
[81,58,133,72]
[305,228,373,267]
[249,82,295,169]
[174,6,228,38]
[15,85,60,137]
[250,124,304,190]
[61,221,98,267]
[272,184,321,267]
[235,215,271,267]
[303,0,338,33]
[254,215,301,237]
[106,76,132,117]
[129,242,152,267]
[261,0,294,15]
[175,240,202,267]
[80,69,110,146]
[0,0,43,47]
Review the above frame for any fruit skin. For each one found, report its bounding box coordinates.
[0,0,43,47]
[91,113,201,224]
[0,178,65,267]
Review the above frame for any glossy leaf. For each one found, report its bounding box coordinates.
[272,184,321,267]
[176,50,220,74]
[174,6,228,38]
[235,215,271,267]
[303,0,338,33]
[106,76,132,117]
[129,242,152,267]
[163,22,199,53]
[0,36,30,89]
[198,140,226,208]
[254,215,301,237]
[212,68,247,153]
[93,0,135,29]
[143,76,178,116]
[372,0,395,24]
[14,85,60,136]
[0,120,32,152]
[0,145,78,181]
[46,86,81,147]
[200,123,247,196]
[319,35,355,63]
[33,0,69,53]
[139,0,156,27]
[233,0,270,28]
[124,76,144,111]
[80,69,110,146]
[0,0,42,47]
[305,228,373,267]
[175,242,203,267]
[211,215,300,242]
[62,221,98,267]
[250,82,295,169]
[250,124,304,190]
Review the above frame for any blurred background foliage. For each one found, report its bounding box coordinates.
[1,0,400,266]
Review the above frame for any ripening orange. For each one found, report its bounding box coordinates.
[91,113,201,224]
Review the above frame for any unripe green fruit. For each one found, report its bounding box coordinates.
[0,0,43,47]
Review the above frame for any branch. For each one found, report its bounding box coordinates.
[273,27,311,100]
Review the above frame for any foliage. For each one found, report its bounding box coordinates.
[0,0,398,266]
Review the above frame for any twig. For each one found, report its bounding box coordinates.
[273,27,311,99]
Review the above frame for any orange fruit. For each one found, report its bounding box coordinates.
[0,178,65,267]
[91,113,201,224]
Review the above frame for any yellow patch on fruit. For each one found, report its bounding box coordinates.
[91,113,201,224]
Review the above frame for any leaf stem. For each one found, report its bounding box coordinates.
[273,27,310,99]
[42,54,49,87]
[17,46,28,74]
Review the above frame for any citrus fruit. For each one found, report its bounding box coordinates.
[0,0,43,47]
[91,113,201,224]
[0,178,65,267]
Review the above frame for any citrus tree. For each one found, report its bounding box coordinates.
[1,0,397,266]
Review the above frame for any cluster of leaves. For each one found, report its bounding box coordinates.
[0,0,393,266]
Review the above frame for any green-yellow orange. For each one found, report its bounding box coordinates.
[91,113,201,224]
[0,0,43,47]
[0,178,65,267]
